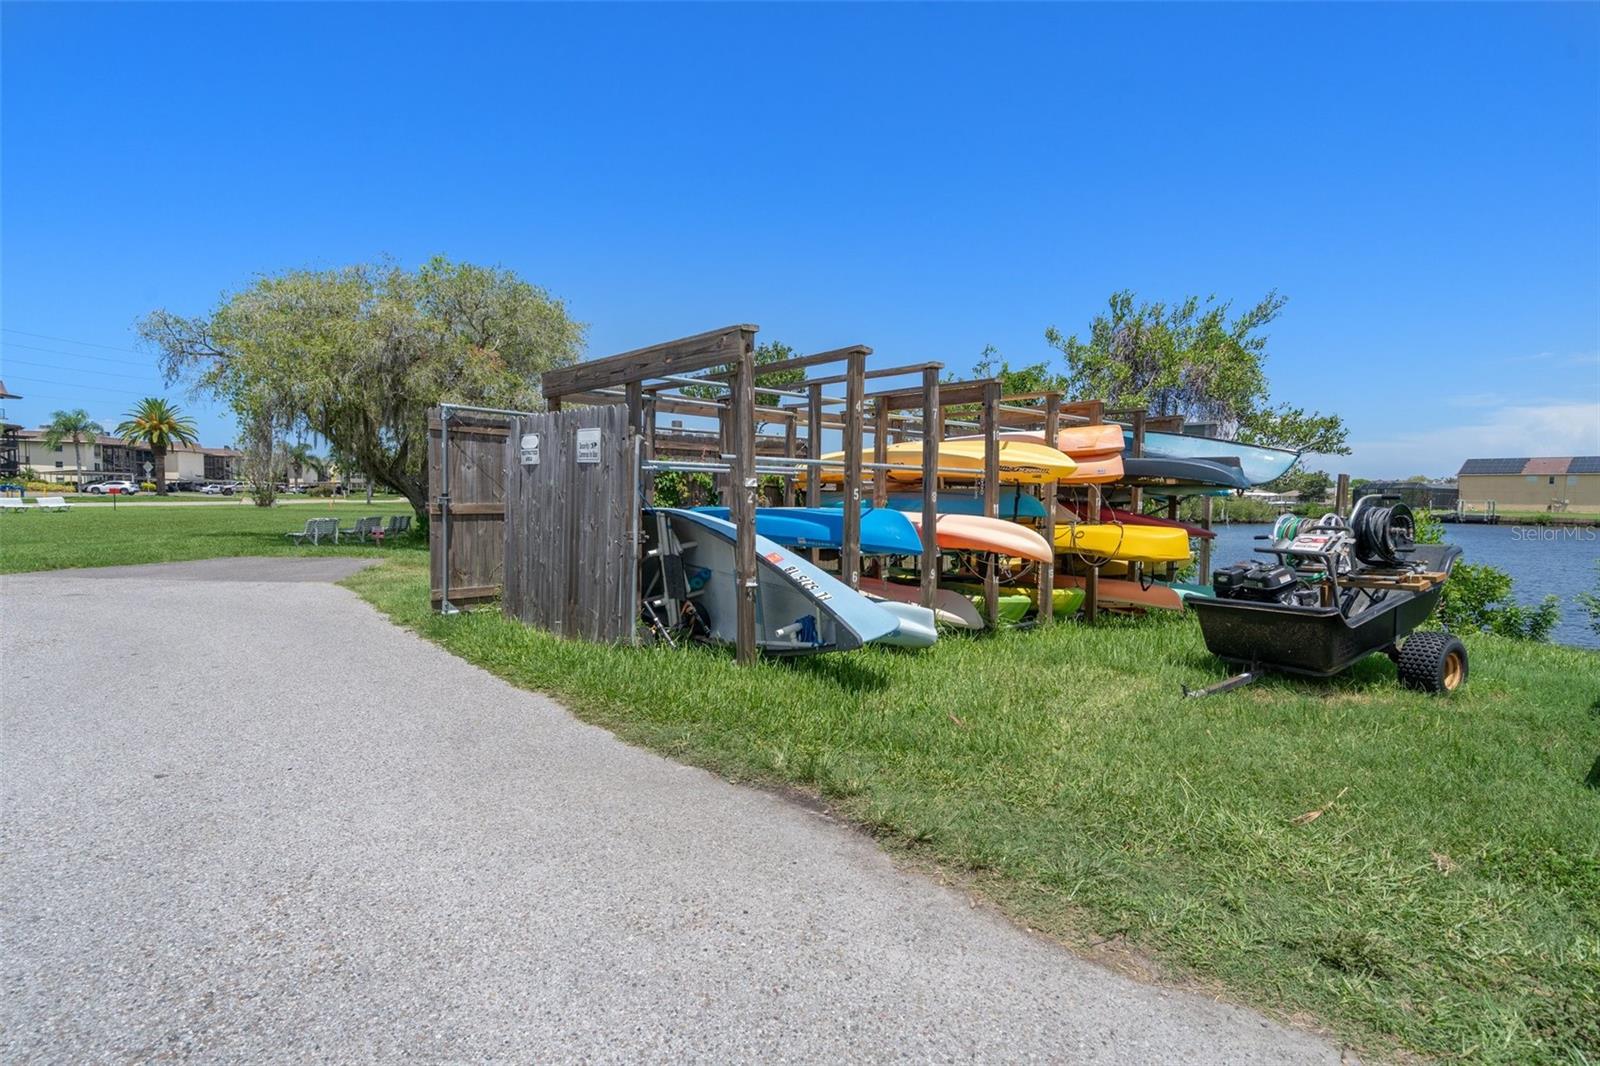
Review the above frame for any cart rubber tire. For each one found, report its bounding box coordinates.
[1396,631,1468,694]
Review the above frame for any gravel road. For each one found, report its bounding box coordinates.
[1,558,1347,1063]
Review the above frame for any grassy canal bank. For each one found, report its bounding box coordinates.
[347,553,1599,1065]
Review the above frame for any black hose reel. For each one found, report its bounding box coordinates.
[1350,495,1415,567]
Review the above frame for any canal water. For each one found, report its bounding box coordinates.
[1203,521,1600,650]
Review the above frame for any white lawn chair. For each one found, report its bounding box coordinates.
[339,515,383,543]
[0,497,29,514]
[287,517,340,545]
[34,496,70,512]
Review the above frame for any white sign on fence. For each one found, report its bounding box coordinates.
[576,427,602,465]
[519,433,540,466]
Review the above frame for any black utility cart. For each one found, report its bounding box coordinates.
[1187,497,1467,697]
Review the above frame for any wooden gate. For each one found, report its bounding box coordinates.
[428,407,516,610]
[502,405,638,642]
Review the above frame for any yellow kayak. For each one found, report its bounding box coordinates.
[803,439,1077,486]
[1052,518,1191,565]
[950,430,1121,483]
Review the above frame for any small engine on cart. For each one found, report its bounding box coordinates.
[1212,562,1300,604]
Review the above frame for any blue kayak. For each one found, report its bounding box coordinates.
[1123,429,1299,486]
[695,506,922,555]
[823,491,1048,521]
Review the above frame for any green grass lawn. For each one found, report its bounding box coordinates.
[51,491,411,505]
[0,500,421,573]
[347,553,1600,1064]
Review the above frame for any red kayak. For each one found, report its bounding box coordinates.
[1061,502,1215,539]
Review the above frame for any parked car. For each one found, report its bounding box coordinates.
[86,480,140,495]
[200,482,240,496]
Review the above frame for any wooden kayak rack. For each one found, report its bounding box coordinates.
[432,320,1243,665]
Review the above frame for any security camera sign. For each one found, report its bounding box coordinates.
[576,427,602,464]
[519,434,540,465]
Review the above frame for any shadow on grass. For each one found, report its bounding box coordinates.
[777,654,893,693]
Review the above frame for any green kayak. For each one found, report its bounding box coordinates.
[945,581,1086,623]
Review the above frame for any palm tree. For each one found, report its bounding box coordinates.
[115,398,199,496]
[285,440,327,487]
[41,409,104,492]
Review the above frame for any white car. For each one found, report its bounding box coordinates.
[87,480,140,495]
[200,482,240,496]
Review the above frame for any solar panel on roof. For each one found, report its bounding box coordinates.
[1458,458,1528,475]
[1567,457,1600,475]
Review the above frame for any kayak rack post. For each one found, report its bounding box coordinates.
[919,368,940,612]
[841,347,865,590]
[807,381,824,560]
[981,380,1001,627]
[729,337,759,664]
[782,416,798,507]
[872,397,891,511]
[1038,392,1061,626]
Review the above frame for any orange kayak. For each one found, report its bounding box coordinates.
[1054,573,1185,612]
[954,430,1123,483]
[902,512,1053,563]
[1056,424,1125,455]
[955,424,1124,456]
[1059,451,1122,484]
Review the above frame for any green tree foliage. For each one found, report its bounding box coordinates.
[650,469,717,507]
[41,409,104,491]
[968,346,1070,396]
[1045,290,1349,455]
[940,346,1070,421]
[1440,562,1561,641]
[115,397,199,496]
[1263,467,1332,502]
[1413,508,1445,544]
[1237,404,1349,455]
[1576,561,1600,636]
[139,256,586,520]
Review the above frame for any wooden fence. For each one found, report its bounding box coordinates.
[502,404,639,642]
[428,407,514,610]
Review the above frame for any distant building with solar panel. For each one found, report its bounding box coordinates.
[1456,457,1600,512]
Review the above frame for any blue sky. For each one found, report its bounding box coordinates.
[3,2,1596,477]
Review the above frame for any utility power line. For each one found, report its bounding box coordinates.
[0,328,146,355]
[1,356,160,383]
[4,374,165,398]
[1,340,161,367]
